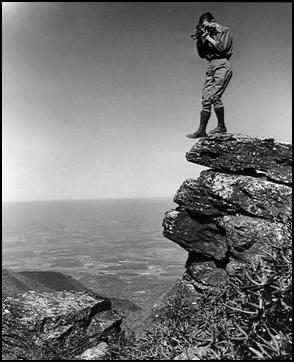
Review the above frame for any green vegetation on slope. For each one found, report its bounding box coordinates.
[106,239,292,360]
[2,235,291,360]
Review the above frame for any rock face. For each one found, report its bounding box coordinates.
[2,269,142,330]
[2,290,122,360]
[186,134,292,185]
[163,134,292,292]
[2,269,143,360]
[78,342,109,360]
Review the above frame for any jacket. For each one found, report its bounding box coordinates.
[196,24,233,61]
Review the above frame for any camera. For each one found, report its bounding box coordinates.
[190,24,208,40]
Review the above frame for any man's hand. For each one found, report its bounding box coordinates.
[203,34,217,47]
[201,29,209,40]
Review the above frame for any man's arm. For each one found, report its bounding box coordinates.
[204,28,233,53]
[196,37,207,59]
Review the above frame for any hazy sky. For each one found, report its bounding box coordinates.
[3,2,292,202]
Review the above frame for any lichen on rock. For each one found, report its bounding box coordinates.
[2,290,122,360]
[163,133,292,294]
[185,134,292,185]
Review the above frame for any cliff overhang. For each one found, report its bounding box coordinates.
[162,133,292,292]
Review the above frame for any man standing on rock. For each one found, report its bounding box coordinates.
[186,12,233,139]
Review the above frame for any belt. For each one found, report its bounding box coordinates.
[207,56,228,61]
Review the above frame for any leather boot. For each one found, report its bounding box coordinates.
[209,107,227,134]
[186,111,210,139]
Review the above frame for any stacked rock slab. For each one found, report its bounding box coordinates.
[2,290,122,359]
[162,134,292,293]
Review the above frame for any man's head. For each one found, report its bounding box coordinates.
[199,12,216,29]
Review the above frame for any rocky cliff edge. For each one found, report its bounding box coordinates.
[163,133,292,294]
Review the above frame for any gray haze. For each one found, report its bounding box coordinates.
[2,2,292,202]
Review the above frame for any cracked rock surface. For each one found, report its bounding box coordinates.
[186,134,292,185]
[2,291,122,359]
[163,134,292,292]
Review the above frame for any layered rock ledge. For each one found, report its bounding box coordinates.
[163,134,292,292]
[186,133,292,185]
[2,290,122,359]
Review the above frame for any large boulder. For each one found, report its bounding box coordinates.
[2,290,122,360]
[185,253,228,289]
[174,170,291,223]
[186,134,292,185]
[163,208,227,260]
[78,342,109,360]
[163,133,292,294]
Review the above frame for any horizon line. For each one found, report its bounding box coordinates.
[2,196,174,204]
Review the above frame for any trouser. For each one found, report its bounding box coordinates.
[201,58,233,113]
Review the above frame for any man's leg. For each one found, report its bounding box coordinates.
[209,61,233,134]
[186,66,213,139]
[186,110,211,138]
[210,104,227,133]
